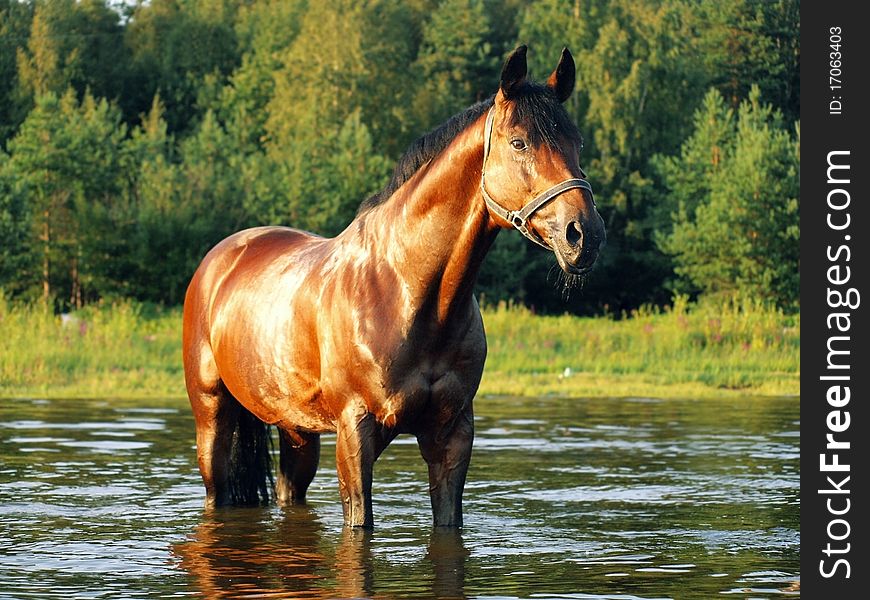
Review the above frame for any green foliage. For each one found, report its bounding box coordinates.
[15,0,127,114]
[233,0,308,56]
[124,0,240,132]
[248,0,410,233]
[693,0,800,123]
[512,0,799,313]
[655,87,799,308]
[476,233,538,305]
[319,110,392,234]
[0,0,33,142]
[411,0,499,130]
[264,0,415,152]
[2,88,128,307]
[123,102,254,304]
[0,0,800,314]
[0,150,33,293]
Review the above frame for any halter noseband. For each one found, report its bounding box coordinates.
[480,107,594,250]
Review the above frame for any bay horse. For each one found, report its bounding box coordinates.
[183,46,605,528]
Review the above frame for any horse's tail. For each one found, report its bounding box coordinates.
[228,405,275,505]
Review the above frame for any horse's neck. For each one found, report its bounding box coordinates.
[353,117,497,323]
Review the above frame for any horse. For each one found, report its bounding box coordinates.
[182,45,605,528]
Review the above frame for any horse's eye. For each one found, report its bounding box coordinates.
[510,138,527,151]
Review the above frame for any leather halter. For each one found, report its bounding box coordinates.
[480,106,594,250]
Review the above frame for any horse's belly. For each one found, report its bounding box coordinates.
[216,343,334,432]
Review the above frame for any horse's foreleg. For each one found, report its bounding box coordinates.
[277,429,320,505]
[335,410,384,528]
[417,402,474,528]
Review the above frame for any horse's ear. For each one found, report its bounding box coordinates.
[546,47,575,103]
[499,45,528,98]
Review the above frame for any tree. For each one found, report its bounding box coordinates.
[15,0,128,110]
[254,0,411,233]
[694,0,800,123]
[217,0,309,152]
[511,0,799,312]
[410,0,500,132]
[656,87,799,307]
[3,88,127,307]
[0,150,35,297]
[0,0,33,142]
[233,0,308,56]
[124,0,240,133]
[115,96,261,304]
[475,233,538,306]
[263,0,416,152]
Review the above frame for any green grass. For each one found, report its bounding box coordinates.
[0,295,798,400]
[0,298,182,399]
[480,296,799,398]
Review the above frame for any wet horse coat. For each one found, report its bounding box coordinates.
[183,46,605,527]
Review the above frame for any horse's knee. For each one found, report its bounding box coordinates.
[418,406,474,528]
[335,411,383,527]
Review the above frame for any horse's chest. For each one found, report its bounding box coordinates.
[373,326,486,430]
[314,294,487,430]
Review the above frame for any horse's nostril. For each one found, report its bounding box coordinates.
[566,221,583,248]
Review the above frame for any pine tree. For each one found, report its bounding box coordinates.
[0,0,34,142]
[257,0,410,234]
[3,88,127,307]
[657,87,799,307]
[124,0,240,133]
[0,149,35,297]
[15,0,127,110]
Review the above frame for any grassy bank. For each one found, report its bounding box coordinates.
[0,296,798,400]
[480,296,799,398]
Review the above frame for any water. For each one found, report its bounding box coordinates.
[0,395,799,598]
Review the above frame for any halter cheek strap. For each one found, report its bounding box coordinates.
[480,107,594,250]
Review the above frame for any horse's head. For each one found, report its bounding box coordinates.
[480,45,605,276]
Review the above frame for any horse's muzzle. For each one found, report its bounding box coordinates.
[551,211,605,275]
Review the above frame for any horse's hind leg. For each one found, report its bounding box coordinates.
[277,429,320,505]
[189,382,240,508]
[417,402,474,528]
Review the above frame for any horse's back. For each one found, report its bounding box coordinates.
[196,226,319,281]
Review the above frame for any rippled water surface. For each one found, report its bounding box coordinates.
[0,395,799,598]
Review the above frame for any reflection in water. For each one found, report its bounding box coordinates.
[0,395,799,598]
[427,529,469,599]
[173,506,468,598]
[333,528,375,598]
[174,506,328,598]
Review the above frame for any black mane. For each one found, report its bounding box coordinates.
[357,98,493,213]
[358,82,583,213]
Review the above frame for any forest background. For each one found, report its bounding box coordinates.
[0,0,799,316]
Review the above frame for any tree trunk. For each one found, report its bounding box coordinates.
[41,208,50,304]
[70,254,81,309]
